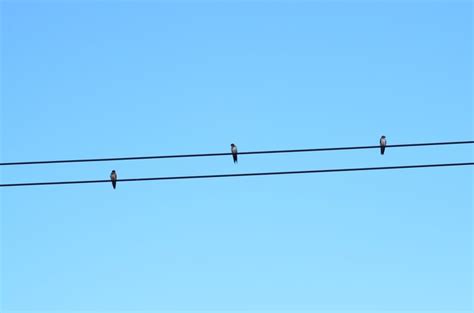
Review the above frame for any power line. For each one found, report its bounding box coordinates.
[1,162,472,188]
[0,140,473,167]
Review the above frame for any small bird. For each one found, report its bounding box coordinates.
[380,136,387,155]
[110,170,117,189]
[231,143,238,163]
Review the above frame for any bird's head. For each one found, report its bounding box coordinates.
[231,143,235,147]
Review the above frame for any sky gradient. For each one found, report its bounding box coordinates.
[1,1,473,312]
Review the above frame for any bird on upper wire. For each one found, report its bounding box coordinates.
[380,136,387,155]
[110,170,117,189]
[231,143,238,163]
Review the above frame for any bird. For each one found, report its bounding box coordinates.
[110,170,117,189]
[231,143,238,163]
[380,136,387,155]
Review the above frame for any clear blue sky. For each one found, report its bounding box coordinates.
[0,1,472,312]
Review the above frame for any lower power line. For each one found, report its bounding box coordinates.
[0,162,472,188]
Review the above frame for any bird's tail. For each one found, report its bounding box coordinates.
[381,147,385,155]
[112,181,116,189]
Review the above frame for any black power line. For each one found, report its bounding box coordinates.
[1,162,472,188]
[0,140,473,167]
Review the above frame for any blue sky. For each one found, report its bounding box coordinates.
[0,1,472,312]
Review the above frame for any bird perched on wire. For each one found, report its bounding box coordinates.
[380,136,387,155]
[231,143,238,163]
[110,170,117,189]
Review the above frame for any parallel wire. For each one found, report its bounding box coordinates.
[1,140,473,166]
[1,162,472,188]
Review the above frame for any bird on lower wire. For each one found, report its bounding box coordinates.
[380,136,387,155]
[110,170,117,189]
[231,143,238,163]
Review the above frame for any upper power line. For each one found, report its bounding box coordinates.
[1,162,473,188]
[1,140,473,167]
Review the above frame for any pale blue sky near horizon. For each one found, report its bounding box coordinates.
[0,1,473,312]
